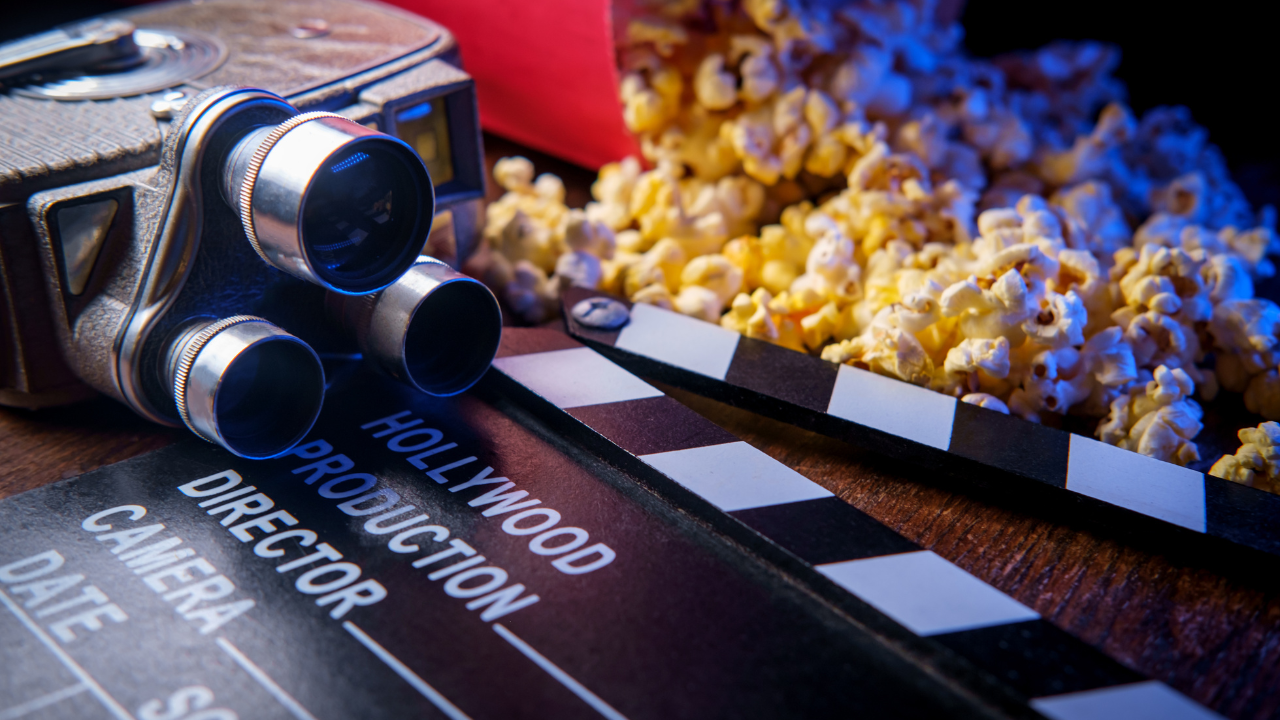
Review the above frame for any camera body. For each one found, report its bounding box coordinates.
[0,0,499,458]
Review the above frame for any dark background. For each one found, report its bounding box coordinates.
[4,1,1276,209]
[960,0,1280,212]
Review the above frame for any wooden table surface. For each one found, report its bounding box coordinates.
[3,135,1279,720]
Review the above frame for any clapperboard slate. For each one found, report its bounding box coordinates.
[0,343,1012,719]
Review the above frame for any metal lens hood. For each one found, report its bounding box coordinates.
[328,257,502,396]
[170,316,325,459]
[225,112,434,295]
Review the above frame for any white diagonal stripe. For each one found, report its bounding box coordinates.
[1065,434,1206,533]
[0,589,133,720]
[816,551,1038,636]
[826,364,957,450]
[216,637,318,720]
[493,347,662,409]
[0,684,87,720]
[615,303,740,380]
[343,622,471,720]
[640,441,833,512]
[493,624,628,720]
[1031,680,1222,720]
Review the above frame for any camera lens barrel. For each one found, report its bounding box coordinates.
[327,257,502,396]
[222,112,434,295]
[168,316,325,459]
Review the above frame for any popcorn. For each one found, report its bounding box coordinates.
[626,18,688,58]
[495,210,558,273]
[562,209,615,259]
[680,254,745,308]
[630,282,675,311]
[1203,254,1254,305]
[1245,370,1280,421]
[625,238,688,297]
[1115,245,1206,319]
[687,176,766,239]
[1052,181,1131,255]
[1118,309,1196,371]
[1209,299,1280,355]
[791,225,861,304]
[493,156,534,191]
[944,337,1011,394]
[553,251,602,291]
[1210,422,1280,493]
[694,54,737,111]
[940,270,1033,344]
[962,393,1011,414]
[761,259,801,295]
[821,314,934,387]
[506,261,558,324]
[673,285,724,322]
[722,288,782,344]
[1097,365,1202,466]
[1023,290,1086,348]
[722,236,764,291]
[620,66,682,134]
[478,1,1279,477]
[800,301,845,350]
[1008,346,1092,422]
[1035,102,1135,187]
[1080,326,1138,388]
[731,35,781,103]
[590,157,642,231]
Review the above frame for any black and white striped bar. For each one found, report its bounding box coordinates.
[490,327,1220,720]
[562,288,1280,562]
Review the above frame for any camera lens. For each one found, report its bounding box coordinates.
[302,144,421,289]
[223,112,433,295]
[399,273,502,395]
[327,258,503,396]
[170,316,325,459]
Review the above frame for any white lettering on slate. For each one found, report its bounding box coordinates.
[360,410,617,578]
[281,423,560,622]
[177,471,387,621]
[78,504,254,635]
[0,549,128,642]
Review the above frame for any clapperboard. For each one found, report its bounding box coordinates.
[562,288,1280,564]
[0,328,1220,719]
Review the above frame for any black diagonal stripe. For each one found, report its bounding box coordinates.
[948,401,1070,488]
[495,327,584,358]
[728,497,920,565]
[932,619,1145,700]
[566,396,739,457]
[1204,474,1280,555]
[724,336,840,413]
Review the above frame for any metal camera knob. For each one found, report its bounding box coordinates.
[221,112,435,295]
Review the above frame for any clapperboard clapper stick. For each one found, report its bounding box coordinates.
[560,288,1280,564]
[490,327,1221,719]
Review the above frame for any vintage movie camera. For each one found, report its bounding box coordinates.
[0,0,504,459]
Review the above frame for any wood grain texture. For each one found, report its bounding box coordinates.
[1,135,1276,719]
[0,396,179,500]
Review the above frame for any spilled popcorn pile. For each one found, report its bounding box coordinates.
[465,0,1280,488]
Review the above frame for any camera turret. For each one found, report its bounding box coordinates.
[0,0,499,458]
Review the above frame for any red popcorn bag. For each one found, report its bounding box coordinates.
[395,0,641,169]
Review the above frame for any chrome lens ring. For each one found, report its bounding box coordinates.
[232,112,433,295]
[237,111,345,266]
[368,258,503,396]
[172,314,259,438]
[172,315,325,459]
